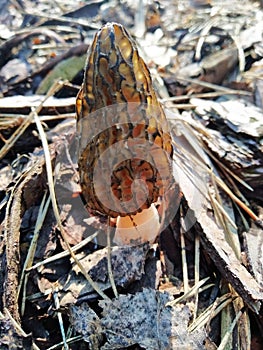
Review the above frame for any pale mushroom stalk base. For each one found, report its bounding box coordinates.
[114,204,160,245]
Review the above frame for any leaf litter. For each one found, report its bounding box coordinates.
[0,0,263,349]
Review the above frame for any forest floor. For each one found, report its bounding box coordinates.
[0,0,263,349]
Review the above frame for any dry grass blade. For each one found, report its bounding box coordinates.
[46,336,83,350]
[20,9,100,30]
[209,173,241,259]
[229,32,246,76]
[189,293,234,332]
[180,210,189,294]
[0,81,64,160]
[205,146,253,192]
[170,117,252,248]
[107,219,118,299]
[53,287,69,350]
[161,89,252,104]
[26,230,99,272]
[209,193,242,261]
[0,113,74,126]
[33,82,109,301]
[172,119,259,226]
[209,194,237,230]
[176,76,243,93]
[166,277,211,307]
[193,234,200,321]
[215,176,260,222]
[218,309,244,350]
[18,192,51,315]
[195,16,219,61]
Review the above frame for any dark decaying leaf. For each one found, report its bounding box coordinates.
[69,289,206,350]
[59,244,150,306]
[99,289,173,349]
[69,303,103,348]
[0,311,33,350]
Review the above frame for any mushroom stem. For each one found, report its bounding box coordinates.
[114,204,161,245]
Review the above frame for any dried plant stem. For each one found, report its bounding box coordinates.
[216,176,259,222]
[53,286,69,350]
[26,230,99,272]
[209,173,241,259]
[195,17,219,61]
[18,192,51,314]
[0,81,64,160]
[218,309,244,350]
[33,82,109,301]
[180,207,189,293]
[189,293,234,332]
[176,76,242,93]
[161,89,251,103]
[229,32,246,77]
[107,219,118,298]
[166,277,211,307]
[46,336,82,350]
[193,234,200,321]
[173,133,259,224]
[205,147,253,192]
